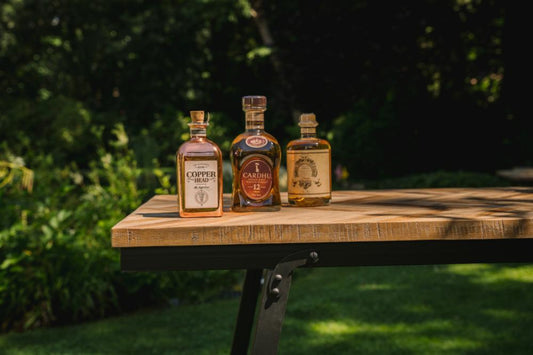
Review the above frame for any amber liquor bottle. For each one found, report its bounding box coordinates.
[230,96,281,212]
[287,113,331,206]
[176,111,223,217]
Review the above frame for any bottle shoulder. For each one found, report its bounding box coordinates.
[177,138,222,157]
[232,130,279,145]
[231,131,281,153]
[287,137,331,151]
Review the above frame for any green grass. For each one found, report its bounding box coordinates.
[1,264,533,354]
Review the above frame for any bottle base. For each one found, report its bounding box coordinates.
[231,193,282,212]
[288,196,330,207]
[179,210,223,218]
[232,205,281,212]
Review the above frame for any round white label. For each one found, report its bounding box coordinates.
[245,136,268,148]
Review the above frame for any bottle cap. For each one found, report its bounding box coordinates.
[190,111,207,124]
[299,113,318,127]
[242,96,267,110]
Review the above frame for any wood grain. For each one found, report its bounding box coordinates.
[111,187,533,247]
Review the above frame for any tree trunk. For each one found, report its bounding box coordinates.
[249,0,300,122]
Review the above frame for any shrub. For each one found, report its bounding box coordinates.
[0,126,239,332]
[366,170,510,189]
[330,99,399,180]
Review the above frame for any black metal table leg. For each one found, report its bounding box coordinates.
[250,250,318,354]
[232,269,263,355]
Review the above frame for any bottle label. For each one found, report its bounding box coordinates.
[287,150,330,196]
[239,157,273,200]
[184,160,218,209]
[245,136,268,148]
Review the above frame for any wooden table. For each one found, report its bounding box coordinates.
[112,187,533,354]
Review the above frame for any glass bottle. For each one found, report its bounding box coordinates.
[287,113,331,206]
[176,111,223,217]
[230,96,281,212]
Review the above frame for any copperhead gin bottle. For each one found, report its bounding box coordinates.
[287,113,331,206]
[176,111,223,217]
[230,96,281,212]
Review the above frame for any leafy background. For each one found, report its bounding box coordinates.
[0,0,530,332]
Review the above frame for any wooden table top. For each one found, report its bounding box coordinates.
[111,187,533,248]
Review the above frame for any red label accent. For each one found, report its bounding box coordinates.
[240,158,273,200]
[245,136,268,148]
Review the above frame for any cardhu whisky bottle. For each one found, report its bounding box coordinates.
[230,96,281,212]
[176,111,223,217]
[287,113,331,206]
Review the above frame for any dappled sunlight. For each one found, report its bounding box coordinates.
[446,263,492,275]
[304,318,485,353]
[281,265,533,353]
[400,304,433,315]
[357,283,394,291]
[309,320,357,336]
[483,309,522,321]
[309,319,459,336]
[395,333,483,353]
[446,264,533,284]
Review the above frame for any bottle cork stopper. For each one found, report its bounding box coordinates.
[299,113,318,127]
[242,96,267,110]
[190,111,205,124]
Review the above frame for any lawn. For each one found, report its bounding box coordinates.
[1,263,532,354]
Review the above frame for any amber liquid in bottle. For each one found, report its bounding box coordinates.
[287,113,331,206]
[176,111,223,217]
[230,96,281,212]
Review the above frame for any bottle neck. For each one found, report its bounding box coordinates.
[300,127,317,138]
[245,110,265,131]
[189,124,207,138]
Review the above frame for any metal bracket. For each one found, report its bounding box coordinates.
[250,250,319,354]
[266,250,319,302]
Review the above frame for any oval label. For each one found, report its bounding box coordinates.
[245,136,268,148]
[287,150,330,197]
[240,158,273,200]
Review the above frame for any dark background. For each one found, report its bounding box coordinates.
[1,0,532,332]
[1,0,530,180]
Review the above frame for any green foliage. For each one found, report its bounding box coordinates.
[2,0,529,177]
[330,99,398,179]
[0,207,115,330]
[0,144,124,330]
[0,128,239,332]
[0,0,528,334]
[0,159,33,193]
[1,264,533,354]
[367,170,511,189]
[0,96,103,167]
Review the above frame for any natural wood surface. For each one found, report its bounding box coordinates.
[111,187,533,247]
